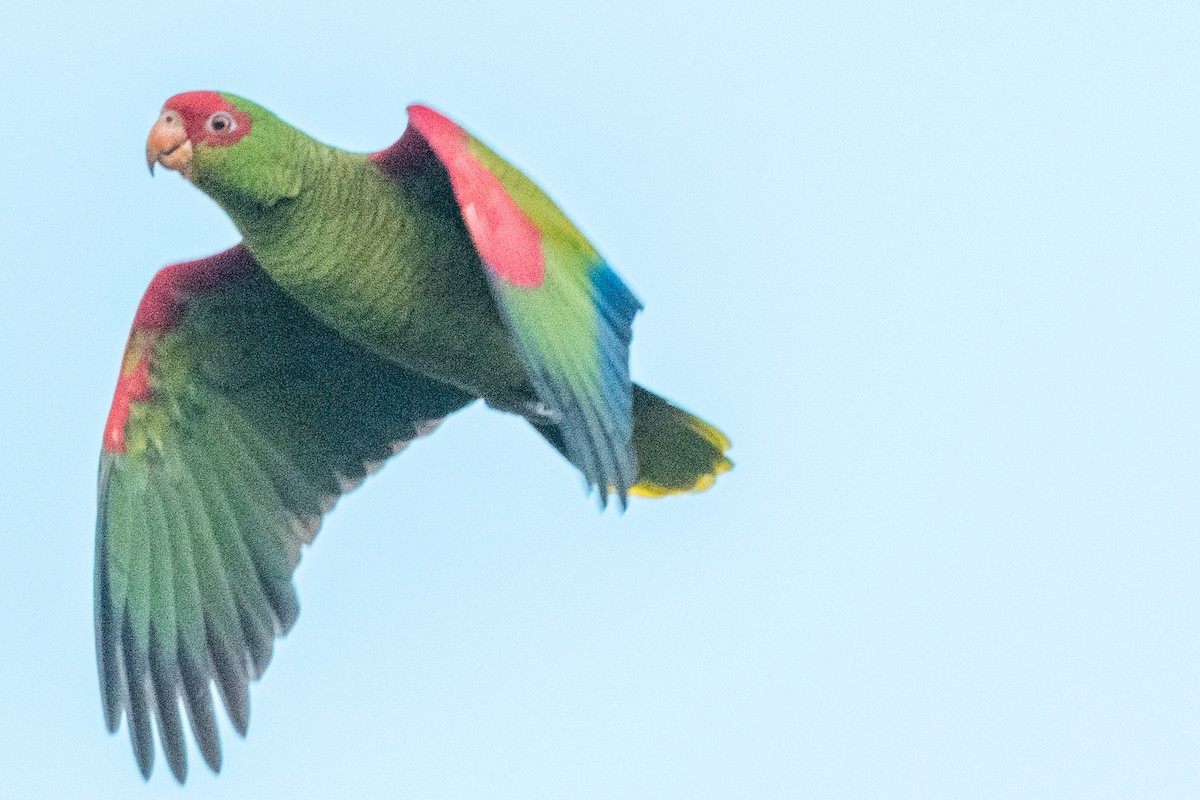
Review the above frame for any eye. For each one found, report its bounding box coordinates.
[206,111,236,134]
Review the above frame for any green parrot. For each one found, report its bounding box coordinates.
[97,91,732,782]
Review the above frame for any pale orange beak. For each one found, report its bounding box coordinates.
[145,110,193,179]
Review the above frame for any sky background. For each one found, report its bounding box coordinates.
[1,1,1199,797]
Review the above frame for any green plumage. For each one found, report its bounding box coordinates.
[97,264,473,780]
[98,92,732,783]
[198,99,528,398]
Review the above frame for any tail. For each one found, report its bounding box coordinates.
[627,385,733,498]
[528,384,732,500]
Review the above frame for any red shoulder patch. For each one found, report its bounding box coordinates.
[404,105,546,289]
[133,246,254,331]
[104,247,255,453]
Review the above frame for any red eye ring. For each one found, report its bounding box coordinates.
[206,111,236,134]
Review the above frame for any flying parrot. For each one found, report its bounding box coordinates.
[96,91,732,783]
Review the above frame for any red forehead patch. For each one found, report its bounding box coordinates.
[162,91,251,147]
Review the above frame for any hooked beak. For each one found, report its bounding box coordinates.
[146,110,194,179]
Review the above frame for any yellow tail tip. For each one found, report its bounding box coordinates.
[627,386,732,500]
[630,453,733,499]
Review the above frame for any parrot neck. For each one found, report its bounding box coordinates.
[212,143,437,357]
[223,144,401,280]
[193,130,315,214]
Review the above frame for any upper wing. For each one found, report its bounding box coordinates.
[372,107,643,506]
[96,246,474,782]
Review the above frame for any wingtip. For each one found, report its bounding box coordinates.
[201,743,223,775]
[134,739,154,782]
[591,481,632,513]
[167,753,188,785]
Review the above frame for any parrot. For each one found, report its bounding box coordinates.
[96,90,732,783]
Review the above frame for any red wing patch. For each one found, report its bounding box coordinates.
[104,247,256,453]
[133,246,254,331]
[405,105,545,288]
[102,335,154,453]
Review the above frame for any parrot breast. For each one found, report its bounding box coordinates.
[227,147,530,398]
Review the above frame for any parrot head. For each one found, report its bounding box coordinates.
[146,91,303,209]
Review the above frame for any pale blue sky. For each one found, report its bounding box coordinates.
[2,1,1199,797]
